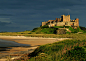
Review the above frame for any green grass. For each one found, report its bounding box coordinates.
[69,27,77,33]
[0,26,85,36]
[25,33,86,61]
[61,46,86,61]
[41,28,56,34]
[31,26,56,34]
[27,39,86,61]
[68,27,84,33]
[53,26,64,28]
[31,26,84,34]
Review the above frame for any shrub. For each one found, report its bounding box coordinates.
[53,26,63,28]
[83,30,86,33]
[77,27,83,32]
[41,25,49,28]
[66,31,71,34]
[69,27,78,33]
[32,27,39,32]
[80,26,86,31]
[41,28,56,34]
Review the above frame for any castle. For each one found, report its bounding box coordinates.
[42,15,79,28]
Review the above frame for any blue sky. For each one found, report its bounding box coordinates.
[0,0,86,32]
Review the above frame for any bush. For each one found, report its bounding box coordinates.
[66,31,71,34]
[41,28,56,34]
[41,25,49,28]
[77,27,83,32]
[53,26,63,28]
[69,27,78,33]
[32,27,39,32]
[83,31,86,33]
[80,26,86,31]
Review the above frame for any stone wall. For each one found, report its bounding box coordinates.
[56,28,66,34]
[42,22,46,26]
[57,21,79,27]
[41,15,79,28]
[75,18,79,27]
[61,15,70,22]
[56,22,65,26]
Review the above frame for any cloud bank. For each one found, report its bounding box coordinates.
[0,0,85,32]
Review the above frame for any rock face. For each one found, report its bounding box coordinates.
[56,28,66,34]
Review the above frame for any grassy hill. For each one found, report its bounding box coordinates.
[15,33,86,61]
[30,25,86,34]
[0,26,86,38]
[28,39,86,61]
[0,26,86,37]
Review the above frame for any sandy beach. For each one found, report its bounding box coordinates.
[0,36,70,61]
[0,36,70,46]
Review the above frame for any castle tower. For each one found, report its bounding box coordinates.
[61,15,70,22]
[75,18,79,27]
[42,21,46,26]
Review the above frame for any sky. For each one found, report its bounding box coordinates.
[0,0,86,32]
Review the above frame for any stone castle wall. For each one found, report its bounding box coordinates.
[42,22,46,26]
[61,15,70,22]
[41,15,79,28]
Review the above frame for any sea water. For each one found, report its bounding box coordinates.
[0,39,31,58]
[0,39,30,47]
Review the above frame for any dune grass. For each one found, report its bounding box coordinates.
[0,33,85,61]
[28,38,86,61]
[12,33,86,61]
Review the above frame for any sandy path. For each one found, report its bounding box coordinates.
[0,36,70,61]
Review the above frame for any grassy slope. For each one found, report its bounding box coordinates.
[61,46,86,61]
[0,26,85,36]
[28,37,86,61]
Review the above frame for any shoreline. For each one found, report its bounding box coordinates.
[0,36,70,46]
[0,36,71,60]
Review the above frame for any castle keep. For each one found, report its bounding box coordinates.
[42,15,79,28]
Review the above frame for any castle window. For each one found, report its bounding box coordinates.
[51,21,52,23]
